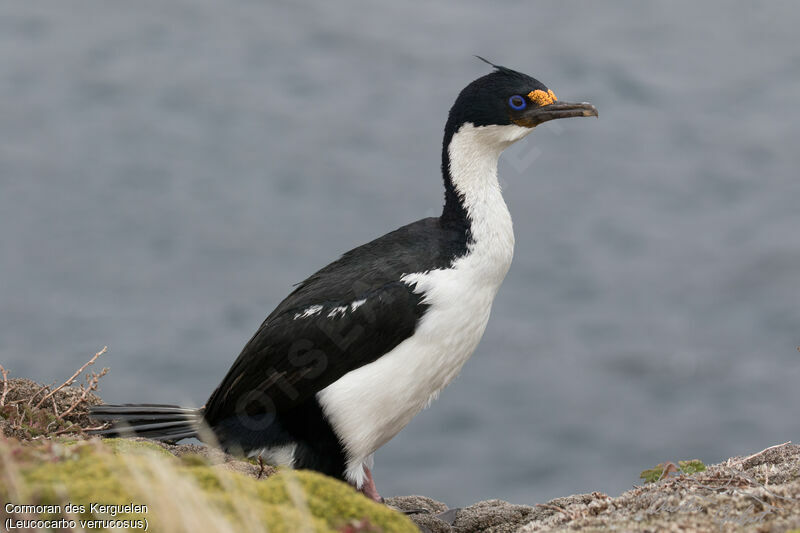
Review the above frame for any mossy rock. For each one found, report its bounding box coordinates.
[1,438,416,533]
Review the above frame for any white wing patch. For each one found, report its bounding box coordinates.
[296,299,370,320]
[350,298,367,311]
[327,306,349,318]
[293,305,324,320]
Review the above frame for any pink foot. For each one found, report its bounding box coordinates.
[358,466,383,503]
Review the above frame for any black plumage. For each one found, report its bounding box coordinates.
[94,217,471,477]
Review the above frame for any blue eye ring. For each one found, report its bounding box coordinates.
[508,95,526,110]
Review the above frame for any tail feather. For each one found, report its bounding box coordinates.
[92,404,198,416]
[90,404,202,442]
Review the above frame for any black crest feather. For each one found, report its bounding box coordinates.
[474,55,501,69]
[474,55,528,80]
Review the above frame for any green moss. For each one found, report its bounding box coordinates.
[2,438,417,533]
[21,446,147,525]
[259,470,415,533]
[640,459,707,483]
[677,459,706,475]
[6,404,62,437]
[103,437,177,459]
[640,464,666,484]
[177,453,212,467]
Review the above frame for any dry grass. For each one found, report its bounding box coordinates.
[0,347,109,439]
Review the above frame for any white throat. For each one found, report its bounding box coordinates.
[446,122,528,278]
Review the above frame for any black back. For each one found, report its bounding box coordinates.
[203,217,468,429]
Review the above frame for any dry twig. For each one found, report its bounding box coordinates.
[730,442,792,468]
[536,503,568,515]
[536,502,581,521]
[658,462,679,481]
[0,364,9,407]
[257,454,266,479]
[52,422,109,436]
[57,367,109,421]
[33,346,107,409]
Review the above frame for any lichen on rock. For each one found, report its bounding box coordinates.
[391,443,800,533]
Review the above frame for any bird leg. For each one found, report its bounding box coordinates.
[358,467,429,515]
[359,466,383,503]
[359,469,433,515]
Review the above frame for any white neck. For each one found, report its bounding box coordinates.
[447,122,530,282]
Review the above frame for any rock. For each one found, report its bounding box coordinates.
[386,495,449,515]
[452,499,539,533]
[386,495,452,533]
[516,444,800,532]
[389,496,543,533]
[391,444,800,532]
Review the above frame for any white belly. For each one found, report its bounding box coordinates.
[317,240,513,486]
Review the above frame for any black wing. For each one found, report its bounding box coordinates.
[203,217,466,425]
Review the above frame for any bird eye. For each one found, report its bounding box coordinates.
[508,95,526,110]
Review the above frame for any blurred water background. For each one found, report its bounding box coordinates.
[2,0,799,507]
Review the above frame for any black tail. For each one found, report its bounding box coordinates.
[90,404,202,442]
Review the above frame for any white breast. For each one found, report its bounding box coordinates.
[317,122,524,487]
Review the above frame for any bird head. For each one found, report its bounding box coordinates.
[444,58,598,150]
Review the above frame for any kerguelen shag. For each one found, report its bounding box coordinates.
[91,59,598,502]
